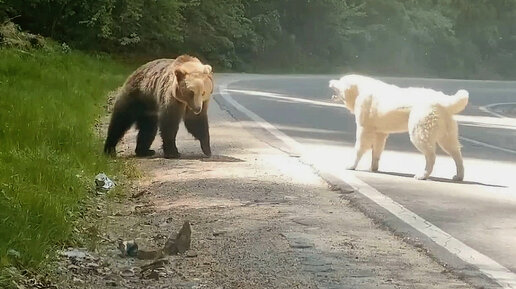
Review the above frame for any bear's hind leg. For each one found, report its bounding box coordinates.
[160,102,185,159]
[183,101,211,157]
[135,111,158,157]
[104,100,137,156]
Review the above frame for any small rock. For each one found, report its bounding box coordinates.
[72,277,84,284]
[113,211,132,217]
[328,184,340,191]
[105,279,118,287]
[186,251,198,258]
[86,262,100,268]
[175,221,192,253]
[145,270,160,280]
[164,221,191,255]
[288,237,314,249]
[120,268,135,278]
[67,264,80,272]
[61,249,90,259]
[141,259,169,272]
[212,230,227,237]
[131,189,148,198]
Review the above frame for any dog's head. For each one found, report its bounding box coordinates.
[329,78,359,114]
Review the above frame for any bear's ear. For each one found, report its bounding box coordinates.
[175,68,187,83]
[203,65,212,74]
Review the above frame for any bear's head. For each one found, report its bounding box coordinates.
[174,65,213,114]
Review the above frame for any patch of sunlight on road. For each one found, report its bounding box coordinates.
[301,142,516,200]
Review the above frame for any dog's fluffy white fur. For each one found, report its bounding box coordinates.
[329,74,469,181]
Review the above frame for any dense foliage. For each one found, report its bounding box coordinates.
[2,0,516,78]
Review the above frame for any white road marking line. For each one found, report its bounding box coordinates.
[468,102,516,154]
[219,84,516,289]
[460,137,516,155]
[226,88,345,108]
[479,102,516,119]
[219,86,305,152]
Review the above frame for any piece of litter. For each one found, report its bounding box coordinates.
[118,240,139,257]
[95,173,115,193]
[7,249,20,259]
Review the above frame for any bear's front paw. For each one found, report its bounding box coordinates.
[202,149,212,158]
[135,149,155,157]
[200,141,211,157]
[164,152,181,159]
[104,146,117,157]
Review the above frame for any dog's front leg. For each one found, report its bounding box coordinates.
[348,127,373,170]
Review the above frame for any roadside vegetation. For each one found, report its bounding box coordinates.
[0,23,134,287]
[2,0,516,78]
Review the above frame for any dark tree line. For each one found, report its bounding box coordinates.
[2,0,516,79]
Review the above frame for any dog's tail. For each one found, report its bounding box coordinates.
[444,89,469,114]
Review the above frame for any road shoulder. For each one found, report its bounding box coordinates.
[56,88,473,288]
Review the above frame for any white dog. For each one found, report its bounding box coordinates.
[329,74,469,181]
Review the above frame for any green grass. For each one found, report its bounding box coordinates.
[0,48,133,284]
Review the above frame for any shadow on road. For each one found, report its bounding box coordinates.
[373,170,507,188]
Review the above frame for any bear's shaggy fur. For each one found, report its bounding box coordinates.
[330,74,468,181]
[104,55,214,158]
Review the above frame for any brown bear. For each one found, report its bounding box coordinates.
[104,55,214,158]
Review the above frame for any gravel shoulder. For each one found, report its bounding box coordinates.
[56,91,473,288]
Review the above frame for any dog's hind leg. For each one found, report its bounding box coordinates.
[348,127,374,170]
[371,133,388,172]
[438,129,464,181]
[409,107,440,180]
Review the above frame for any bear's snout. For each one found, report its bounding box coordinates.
[192,106,202,115]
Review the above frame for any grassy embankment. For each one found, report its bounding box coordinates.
[0,47,134,286]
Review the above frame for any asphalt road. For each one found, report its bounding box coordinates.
[215,74,516,287]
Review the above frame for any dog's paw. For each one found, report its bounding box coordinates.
[452,174,463,182]
[414,173,428,180]
[346,164,357,170]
